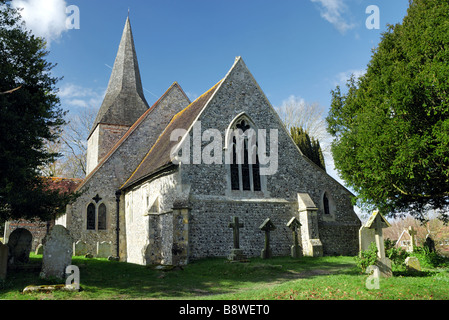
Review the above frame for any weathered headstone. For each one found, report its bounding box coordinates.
[40,225,73,280]
[286,217,302,258]
[0,241,8,280]
[97,241,112,258]
[407,226,417,253]
[425,234,436,253]
[35,243,44,255]
[7,228,32,265]
[228,216,246,261]
[259,218,276,259]
[364,210,392,278]
[405,256,421,272]
[73,240,88,256]
[359,225,376,252]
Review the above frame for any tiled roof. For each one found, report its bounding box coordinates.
[42,177,83,194]
[120,79,223,190]
[75,82,189,192]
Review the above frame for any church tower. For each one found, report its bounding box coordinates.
[86,16,149,175]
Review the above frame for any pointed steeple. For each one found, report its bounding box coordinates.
[89,16,149,137]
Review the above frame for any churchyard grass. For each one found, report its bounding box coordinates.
[1,254,448,300]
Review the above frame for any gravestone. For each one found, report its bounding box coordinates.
[228,216,247,261]
[286,217,302,258]
[73,240,88,256]
[97,241,112,258]
[40,225,73,280]
[0,241,8,280]
[359,225,376,252]
[259,218,276,259]
[7,228,32,265]
[35,244,43,255]
[424,235,436,253]
[405,256,421,272]
[407,226,417,253]
[364,210,392,278]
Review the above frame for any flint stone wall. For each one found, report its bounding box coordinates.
[62,86,190,259]
[177,58,361,259]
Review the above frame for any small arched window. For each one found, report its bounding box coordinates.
[86,203,96,230]
[98,203,107,230]
[323,193,330,215]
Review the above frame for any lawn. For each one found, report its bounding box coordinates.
[1,254,449,300]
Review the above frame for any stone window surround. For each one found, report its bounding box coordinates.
[85,200,108,231]
[223,113,268,197]
[320,190,336,221]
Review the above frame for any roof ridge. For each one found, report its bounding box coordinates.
[120,79,224,190]
[75,82,185,192]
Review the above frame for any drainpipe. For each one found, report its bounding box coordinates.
[115,190,121,258]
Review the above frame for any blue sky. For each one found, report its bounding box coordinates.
[10,0,410,194]
[11,0,410,112]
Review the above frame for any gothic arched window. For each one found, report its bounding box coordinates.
[98,203,107,230]
[229,117,262,192]
[86,203,96,230]
[323,193,330,215]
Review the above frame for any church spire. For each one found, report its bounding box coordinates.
[89,16,149,137]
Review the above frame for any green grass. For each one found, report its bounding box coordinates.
[1,254,449,300]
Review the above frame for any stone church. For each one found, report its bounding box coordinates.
[55,17,361,265]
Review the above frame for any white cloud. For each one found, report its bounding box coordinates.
[334,68,366,86]
[310,0,355,34]
[58,83,106,110]
[185,91,199,103]
[11,0,68,44]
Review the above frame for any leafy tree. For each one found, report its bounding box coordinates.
[290,126,326,171]
[0,2,77,222]
[326,0,449,222]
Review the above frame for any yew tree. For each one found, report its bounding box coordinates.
[0,1,76,222]
[326,0,449,222]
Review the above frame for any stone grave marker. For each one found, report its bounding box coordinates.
[7,228,32,265]
[405,256,421,272]
[0,241,8,280]
[407,226,417,253]
[35,244,43,255]
[364,210,392,278]
[228,216,247,261]
[73,240,89,256]
[97,241,112,258]
[286,217,302,258]
[259,218,276,259]
[359,225,376,252]
[40,225,73,280]
[425,234,436,252]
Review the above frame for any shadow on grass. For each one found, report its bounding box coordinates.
[0,255,361,299]
[392,270,438,277]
